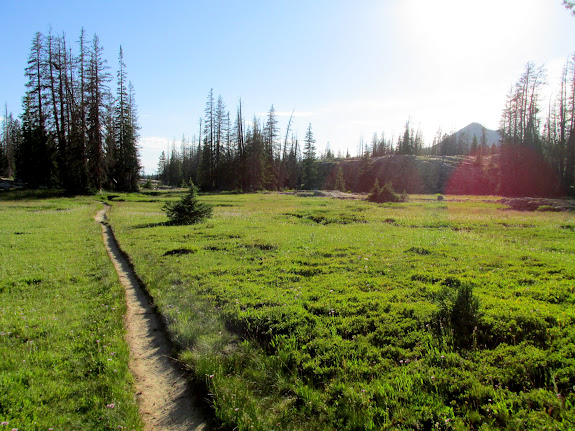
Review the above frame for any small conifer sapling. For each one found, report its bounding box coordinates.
[162,182,213,225]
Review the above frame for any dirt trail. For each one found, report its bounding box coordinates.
[96,204,208,431]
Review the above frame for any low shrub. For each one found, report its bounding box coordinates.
[434,283,481,350]
[367,179,405,203]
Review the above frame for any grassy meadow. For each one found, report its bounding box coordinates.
[0,194,142,430]
[105,191,575,430]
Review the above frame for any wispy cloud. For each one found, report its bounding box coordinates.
[138,136,172,175]
[139,136,171,151]
[256,111,314,118]
[278,111,314,118]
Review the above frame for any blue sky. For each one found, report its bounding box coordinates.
[1,0,574,174]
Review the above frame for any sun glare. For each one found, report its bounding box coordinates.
[397,0,547,69]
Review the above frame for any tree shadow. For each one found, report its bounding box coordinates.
[132,221,171,229]
[0,188,68,201]
[132,220,199,229]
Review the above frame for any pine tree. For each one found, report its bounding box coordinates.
[264,105,279,159]
[198,89,215,189]
[301,123,317,189]
[24,32,47,129]
[334,166,346,191]
[113,47,140,191]
[499,62,546,150]
[214,95,227,188]
[11,30,141,191]
[157,150,167,184]
[19,33,53,186]
[18,96,51,186]
[498,62,549,196]
[162,182,213,225]
[1,107,18,178]
[86,34,111,190]
[262,105,279,188]
[397,121,413,155]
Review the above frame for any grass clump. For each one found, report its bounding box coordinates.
[161,182,213,225]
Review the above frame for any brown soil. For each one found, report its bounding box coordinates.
[96,205,209,431]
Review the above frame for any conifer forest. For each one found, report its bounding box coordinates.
[1,30,140,193]
[1,30,575,197]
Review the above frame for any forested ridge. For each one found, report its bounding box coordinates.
[2,31,575,196]
[154,59,575,196]
[0,29,140,193]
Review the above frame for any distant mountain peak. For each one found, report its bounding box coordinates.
[454,123,501,146]
[431,123,501,155]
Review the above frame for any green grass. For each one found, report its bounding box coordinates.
[36,190,575,430]
[105,192,575,429]
[0,196,142,430]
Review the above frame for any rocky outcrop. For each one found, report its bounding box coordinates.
[321,149,563,198]
[322,155,464,194]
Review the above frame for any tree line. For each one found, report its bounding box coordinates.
[158,55,575,197]
[157,91,327,191]
[0,29,140,192]
[3,31,574,196]
[496,59,575,195]
[157,89,418,192]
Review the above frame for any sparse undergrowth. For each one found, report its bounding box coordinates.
[0,197,142,430]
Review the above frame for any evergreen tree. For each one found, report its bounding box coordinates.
[198,89,215,189]
[301,123,317,189]
[86,34,111,190]
[157,150,167,184]
[11,30,141,191]
[113,47,140,191]
[233,100,246,190]
[499,62,546,150]
[18,96,52,186]
[262,105,279,188]
[102,91,117,187]
[245,116,266,190]
[334,166,346,191]
[284,138,300,190]
[1,107,18,178]
[24,32,47,129]
[20,33,53,186]
[397,121,415,155]
[214,95,227,188]
[162,182,213,225]
[499,62,549,196]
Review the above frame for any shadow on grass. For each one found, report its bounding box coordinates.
[132,221,171,229]
[132,220,203,229]
[0,189,68,201]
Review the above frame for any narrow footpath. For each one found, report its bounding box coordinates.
[96,204,208,431]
